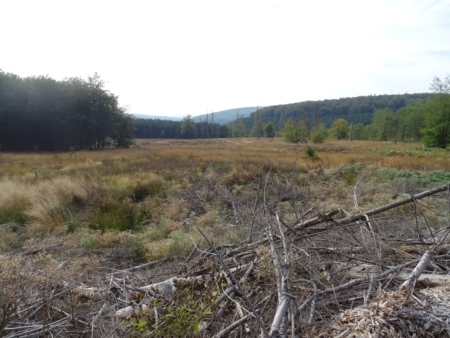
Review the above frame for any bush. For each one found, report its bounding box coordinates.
[311,124,328,144]
[304,146,319,160]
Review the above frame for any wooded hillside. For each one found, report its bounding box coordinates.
[242,93,433,131]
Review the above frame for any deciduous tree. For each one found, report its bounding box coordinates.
[422,75,450,148]
[330,118,350,140]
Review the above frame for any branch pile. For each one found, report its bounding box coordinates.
[2,181,450,337]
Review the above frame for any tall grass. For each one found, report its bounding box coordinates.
[0,138,449,260]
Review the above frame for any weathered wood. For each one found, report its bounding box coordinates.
[196,225,270,338]
[400,250,434,290]
[321,259,420,294]
[334,184,450,227]
[346,271,450,287]
[270,296,290,337]
[215,258,257,305]
[294,209,340,230]
[212,313,253,338]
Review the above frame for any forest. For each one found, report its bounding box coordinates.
[134,116,229,139]
[0,70,134,151]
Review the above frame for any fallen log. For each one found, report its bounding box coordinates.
[346,270,450,287]
[334,184,450,227]
[294,209,340,230]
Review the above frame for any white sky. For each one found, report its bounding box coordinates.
[1,0,449,117]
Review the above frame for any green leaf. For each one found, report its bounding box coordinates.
[193,321,200,333]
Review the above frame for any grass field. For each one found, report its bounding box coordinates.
[1,138,449,258]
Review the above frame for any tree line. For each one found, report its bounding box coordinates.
[135,78,450,148]
[0,70,134,151]
[134,115,229,139]
[279,76,450,148]
[239,93,433,133]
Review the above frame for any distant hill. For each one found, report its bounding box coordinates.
[192,107,261,124]
[130,114,182,121]
[240,93,434,131]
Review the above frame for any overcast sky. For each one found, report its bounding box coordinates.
[1,0,449,117]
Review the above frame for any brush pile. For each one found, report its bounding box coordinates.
[2,181,450,337]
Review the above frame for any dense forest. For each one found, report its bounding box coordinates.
[0,70,134,151]
[134,116,229,139]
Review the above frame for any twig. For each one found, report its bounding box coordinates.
[212,313,254,338]
[196,225,269,338]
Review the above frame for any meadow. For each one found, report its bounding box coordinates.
[1,138,449,260]
[1,138,450,336]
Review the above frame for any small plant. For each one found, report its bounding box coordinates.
[341,158,363,186]
[81,234,101,252]
[128,235,148,263]
[168,230,192,257]
[304,146,319,160]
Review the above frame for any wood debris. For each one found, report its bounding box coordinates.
[2,182,450,337]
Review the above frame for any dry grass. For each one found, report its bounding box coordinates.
[0,138,448,260]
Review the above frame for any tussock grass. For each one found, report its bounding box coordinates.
[0,138,449,260]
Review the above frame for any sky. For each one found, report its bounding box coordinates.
[1,0,450,117]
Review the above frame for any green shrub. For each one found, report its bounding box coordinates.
[304,146,318,160]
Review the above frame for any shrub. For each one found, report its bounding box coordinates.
[304,146,319,160]
[311,124,328,144]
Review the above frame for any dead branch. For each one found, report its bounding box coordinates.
[400,250,434,290]
[196,225,270,338]
[294,209,340,230]
[334,184,450,227]
[212,313,254,338]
